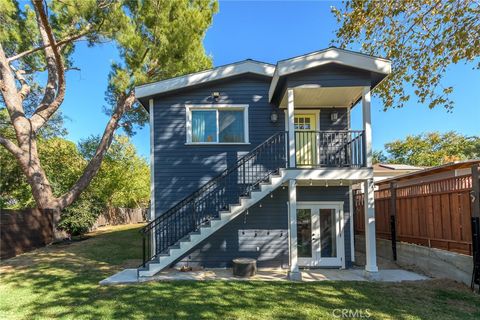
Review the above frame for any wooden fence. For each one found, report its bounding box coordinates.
[354,174,475,255]
[1,207,147,260]
[0,208,55,260]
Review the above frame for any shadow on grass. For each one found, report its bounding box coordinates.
[1,224,480,319]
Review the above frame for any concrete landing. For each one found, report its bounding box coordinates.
[100,268,429,285]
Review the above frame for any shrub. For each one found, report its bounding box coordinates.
[58,199,103,236]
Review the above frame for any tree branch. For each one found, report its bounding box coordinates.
[29,0,66,132]
[57,91,136,210]
[0,134,23,159]
[7,27,92,63]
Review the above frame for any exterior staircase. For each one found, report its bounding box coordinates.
[138,132,288,277]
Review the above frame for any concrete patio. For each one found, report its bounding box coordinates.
[100,267,428,285]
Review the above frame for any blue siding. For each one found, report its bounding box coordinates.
[176,186,352,268]
[152,76,284,214]
[150,73,354,269]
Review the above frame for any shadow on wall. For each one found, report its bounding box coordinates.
[0,208,54,260]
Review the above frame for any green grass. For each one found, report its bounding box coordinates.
[1,224,480,320]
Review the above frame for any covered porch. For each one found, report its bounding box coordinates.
[267,48,392,280]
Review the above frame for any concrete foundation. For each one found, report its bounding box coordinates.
[356,235,473,285]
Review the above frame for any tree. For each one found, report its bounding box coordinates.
[372,150,387,164]
[383,131,480,166]
[0,0,217,229]
[79,135,150,208]
[332,0,479,110]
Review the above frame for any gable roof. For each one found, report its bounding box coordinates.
[135,59,275,99]
[268,47,391,102]
[134,47,391,101]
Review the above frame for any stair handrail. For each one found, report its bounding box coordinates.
[142,131,288,234]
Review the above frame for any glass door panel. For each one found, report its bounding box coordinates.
[319,209,337,258]
[296,209,312,258]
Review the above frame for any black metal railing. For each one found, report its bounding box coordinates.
[141,131,288,267]
[294,130,365,167]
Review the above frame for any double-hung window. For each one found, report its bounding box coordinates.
[186,105,249,144]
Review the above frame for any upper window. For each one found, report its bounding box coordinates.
[186,105,249,144]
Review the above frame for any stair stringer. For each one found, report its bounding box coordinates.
[138,168,288,277]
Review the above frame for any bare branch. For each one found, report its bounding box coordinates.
[29,0,66,132]
[57,91,136,210]
[0,135,23,159]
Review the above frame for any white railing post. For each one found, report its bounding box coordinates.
[287,89,296,168]
[288,178,302,280]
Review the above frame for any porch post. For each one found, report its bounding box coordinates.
[287,88,296,168]
[364,178,378,272]
[362,86,378,273]
[362,86,373,168]
[288,179,302,280]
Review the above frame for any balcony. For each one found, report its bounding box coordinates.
[294,130,365,168]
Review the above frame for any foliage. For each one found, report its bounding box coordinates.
[0,0,217,214]
[372,150,387,164]
[1,134,149,212]
[57,197,103,236]
[79,135,150,208]
[378,131,480,166]
[332,0,480,110]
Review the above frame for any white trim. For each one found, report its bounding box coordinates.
[349,186,355,262]
[283,109,321,132]
[296,201,345,267]
[149,99,155,222]
[136,60,275,98]
[288,179,299,273]
[149,99,156,255]
[364,178,378,272]
[185,104,250,144]
[269,47,392,102]
[285,168,373,181]
[362,87,372,167]
[287,89,296,168]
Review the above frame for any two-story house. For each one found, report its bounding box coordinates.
[135,47,391,280]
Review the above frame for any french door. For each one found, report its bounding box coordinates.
[296,202,344,267]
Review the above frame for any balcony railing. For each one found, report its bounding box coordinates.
[294,130,365,168]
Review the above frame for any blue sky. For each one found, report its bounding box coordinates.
[61,0,480,159]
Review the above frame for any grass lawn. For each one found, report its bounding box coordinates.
[1,224,479,319]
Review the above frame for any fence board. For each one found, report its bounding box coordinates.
[355,174,476,256]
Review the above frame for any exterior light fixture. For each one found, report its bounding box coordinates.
[270,109,279,123]
[330,111,338,122]
[212,92,220,102]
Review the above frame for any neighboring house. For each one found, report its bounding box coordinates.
[373,163,425,183]
[376,160,480,190]
[135,47,391,279]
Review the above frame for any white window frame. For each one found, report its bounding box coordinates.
[185,104,250,145]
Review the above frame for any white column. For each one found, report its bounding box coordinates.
[362,87,373,168]
[288,179,302,280]
[287,89,296,168]
[362,87,377,273]
[364,180,378,273]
